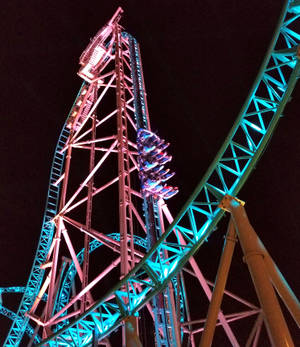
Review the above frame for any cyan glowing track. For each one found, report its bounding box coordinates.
[3,122,70,346]
[3,0,300,345]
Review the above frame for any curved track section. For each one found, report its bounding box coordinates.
[3,84,87,346]
[0,287,47,344]
[0,305,38,343]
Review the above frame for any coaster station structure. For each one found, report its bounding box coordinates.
[2,1,300,345]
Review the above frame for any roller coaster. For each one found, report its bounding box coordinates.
[1,1,300,345]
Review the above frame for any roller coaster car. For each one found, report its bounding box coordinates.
[148,168,169,180]
[66,86,89,129]
[141,145,156,153]
[139,160,159,171]
[137,129,154,139]
[157,155,172,165]
[162,187,179,199]
[154,152,167,160]
[78,44,107,82]
[152,165,164,174]
[159,171,175,182]
[151,184,178,199]
[148,184,164,194]
[143,178,161,189]
[143,137,164,149]
[157,142,169,151]
[78,8,123,83]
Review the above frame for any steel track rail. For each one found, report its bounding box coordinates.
[38,1,300,345]
[0,305,39,343]
[3,84,87,346]
[0,287,48,344]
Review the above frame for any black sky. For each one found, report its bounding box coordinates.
[0,0,299,344]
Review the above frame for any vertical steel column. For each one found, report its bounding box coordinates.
[115,26,130,347]
[115,25,141,347]
[81,95,97,313]
[260,243,300,327]
[229,199,294,347]
[115,25,133,279]
[199,219,237,347]
[125,316,142,347]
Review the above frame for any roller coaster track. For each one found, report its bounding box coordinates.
[3,93,80,345]
[4,0,300,345]
[0,287,47,344]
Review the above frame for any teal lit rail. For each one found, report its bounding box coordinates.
[3,83,88,346]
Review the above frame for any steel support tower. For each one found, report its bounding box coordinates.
[1,1,300,345]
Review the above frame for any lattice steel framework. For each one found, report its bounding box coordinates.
[3,7,184,346]
[2,1,300,346]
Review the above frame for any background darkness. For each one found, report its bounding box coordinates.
[0,0,299,345]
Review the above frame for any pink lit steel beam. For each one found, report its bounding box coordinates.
[121,53,134,73]
[71,96,134,148]
[43,218,64,336]
[72,145,118,152]
[30,270,52,314]
[245,313,264,347]
[189,310,260,335]
[72,135,117,147]
[127,140,138,150]
[44,309,81,328]
[61,226,95,306]
[71,75,116,141]
[61,226,83,282]
[161,202,240,346]
[72,109,118,146]
[182,268,259,311]
[128,152,139,170]
[181,310,260,328]
[125,103,135,113]
[44,257,121,327]
[62,164,137,214]
[251,314,264,347]
[130,203,147,234]
[126,111,137,131]
[62,216,145,258]
[180,271,197,347]
[53,173,65,187]
[58,139,118,215]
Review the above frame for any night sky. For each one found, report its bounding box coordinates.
[0,0,299,345]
